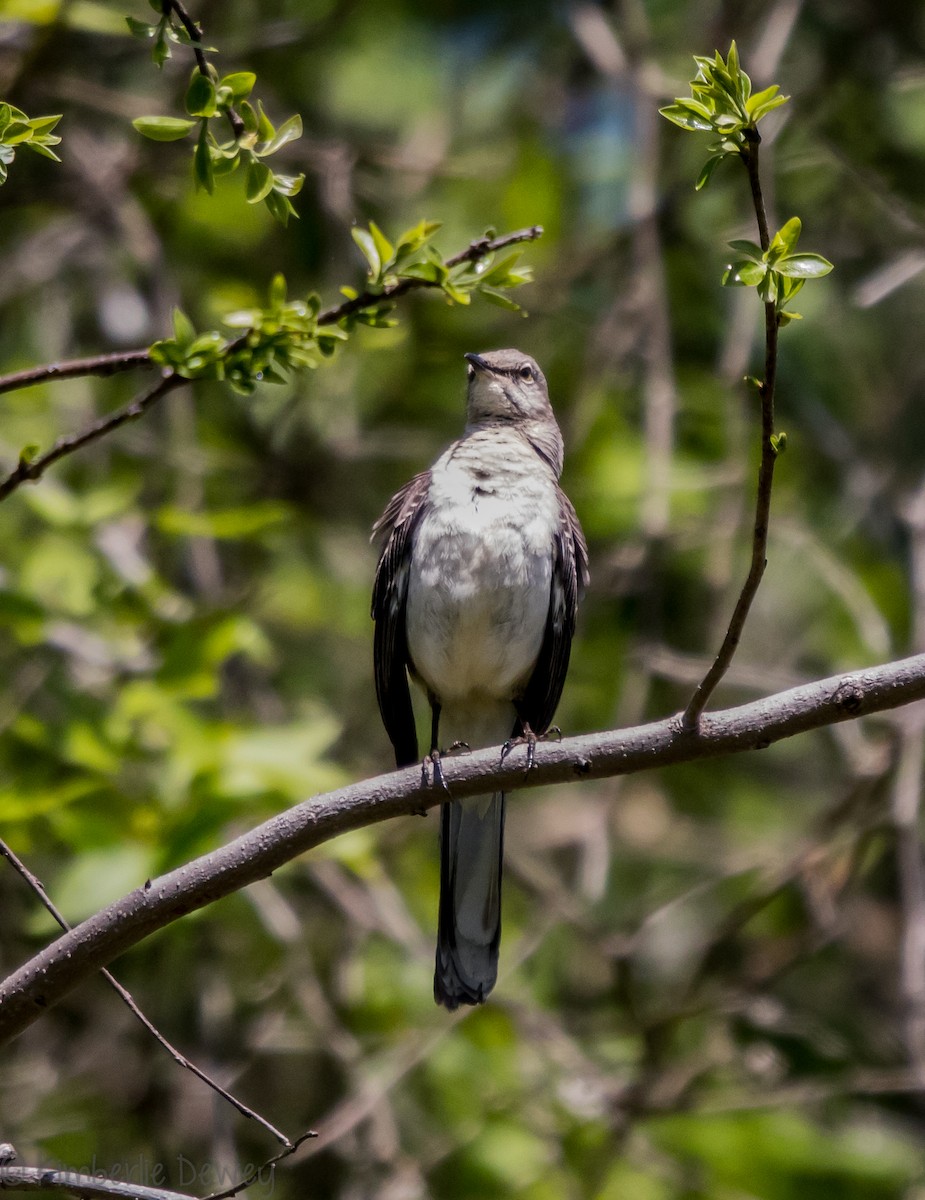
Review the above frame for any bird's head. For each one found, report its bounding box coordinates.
[464,349,552,425]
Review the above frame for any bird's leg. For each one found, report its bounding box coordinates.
[501,723,562,773]
[422,701,451,794]
[501,722,540,774]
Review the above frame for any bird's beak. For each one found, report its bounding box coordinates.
[464,352,491,373]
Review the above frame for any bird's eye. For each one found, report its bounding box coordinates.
[518,364,534,381]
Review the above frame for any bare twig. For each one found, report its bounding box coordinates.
[0,372,186,503]
[0,350,154,397]
[203,1132,318,1200]
[2,651,925,1047]
[0,839,291,1147]
[683,132,780,729]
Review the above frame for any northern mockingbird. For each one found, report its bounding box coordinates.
[371,349,589,1009]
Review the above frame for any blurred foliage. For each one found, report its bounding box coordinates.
[2,1,925,1198]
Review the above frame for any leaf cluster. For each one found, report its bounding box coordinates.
[0,103,62,185]
[723,216,833,325]
[150,278,342,395]
[348,220,533,317]
[660,42,788,190]
[149,222,534,392]
[130,8,303,225]
[125,1,214,69]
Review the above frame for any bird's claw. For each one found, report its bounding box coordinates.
[423,750,451,795]
[501,726,538,777]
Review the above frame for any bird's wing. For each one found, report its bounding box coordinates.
[515,487,589,736]
[371,470,432,766]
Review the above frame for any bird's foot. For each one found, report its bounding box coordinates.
[445,740,470,756]
[501,724,540,775]
[422,749,451,795]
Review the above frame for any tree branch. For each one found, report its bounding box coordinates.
[0,839,291,1148]
[0,227,544,498]
[0,1163,194,1200]
[315,224,544,326]
[0,372,186,502]
[0,350,154,397]
[683,131,780,729]
[1,651,924,1047]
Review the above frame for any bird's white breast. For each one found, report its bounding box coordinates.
[405,432,557,706]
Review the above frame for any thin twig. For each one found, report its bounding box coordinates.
[0,839,292,1148]
[203,1132,317,1200]
[315,224,544,326]
[0,228,543,499]
[0,350,154,397]
[161,1,245,139]
[0,372,186,503]
[3,649,925,1047]
[683,132,780,730]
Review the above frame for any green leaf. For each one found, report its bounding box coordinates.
[264,189,296,226]
[768,216,802,260]
[26,142,61,163]
[271,171,304,198]
[257,113,302,157]
[255,101,275,144]
[695,154,725,190]
[727,239,764,261]
[245,157,274,203]
[220,72,256,100]
[723,259,766,287]
[659,103,714,132]
[775,253,834,279]
[171,308,196,346]
[125,16,155,38]
[352,227,381,278]
[185,71,217,118]
[368,221,394,269]
[133,115,196,141]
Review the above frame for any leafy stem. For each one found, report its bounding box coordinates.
[0,224,543,500]
[660,45,834,730]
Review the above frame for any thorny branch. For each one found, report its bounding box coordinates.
[683,131,781,729]
[0,226,543,502]
[2,650,925,1047]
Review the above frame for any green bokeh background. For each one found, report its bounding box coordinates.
[3,1,925,1196]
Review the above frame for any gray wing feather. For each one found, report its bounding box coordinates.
[371,471,431,767]
[515,487,589,735]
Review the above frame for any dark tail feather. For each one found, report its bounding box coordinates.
[434,793,506,1009]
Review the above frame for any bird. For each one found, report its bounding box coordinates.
[371,349,588,1009]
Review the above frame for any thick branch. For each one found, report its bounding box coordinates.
[0,1164,193,1200]
[1,652,924,1047]
[683,132,779,728]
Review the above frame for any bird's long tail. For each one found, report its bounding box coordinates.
[434,791,505,1009]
